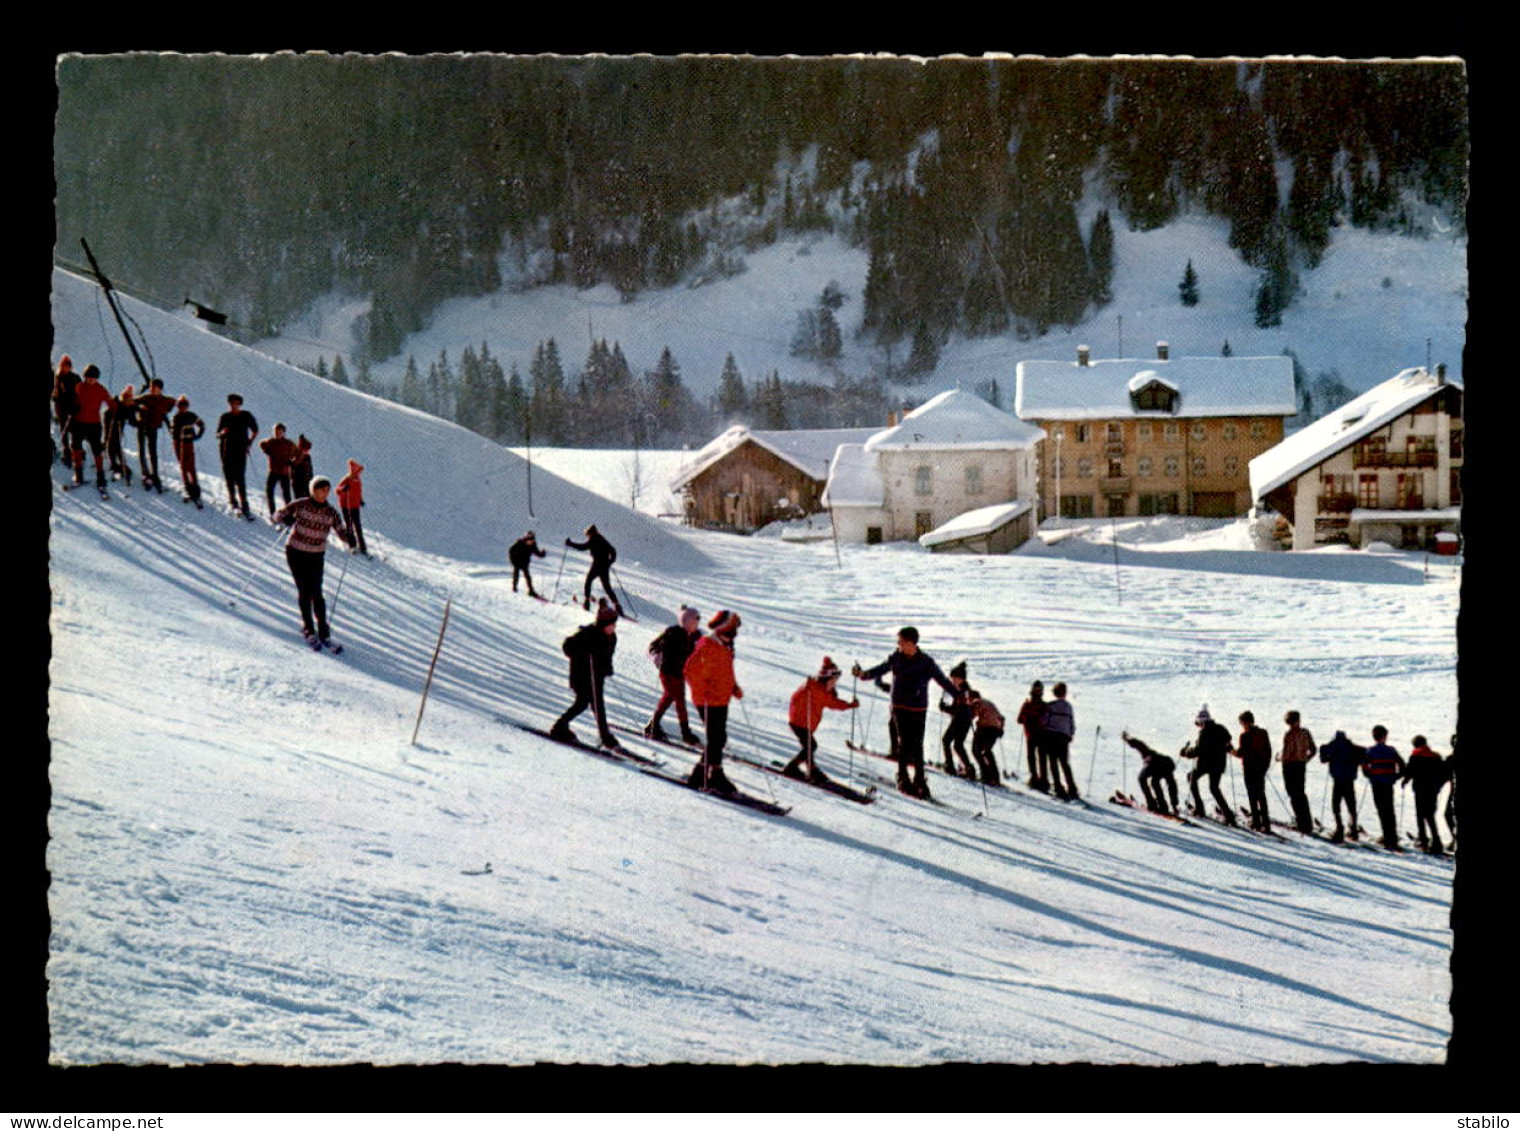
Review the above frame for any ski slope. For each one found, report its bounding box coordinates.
[48,271,1459,1065]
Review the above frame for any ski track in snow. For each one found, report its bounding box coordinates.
[48,274,1457,1065]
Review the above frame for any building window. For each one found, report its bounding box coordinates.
[1250,420,1267,440]
[1077,457,1094,478]
[1224,455,1239,476]
[1075,423,1091,443]
[1190,422,1208,442]
[1139,493,1180,516]
[1107,458,1124,479]
[915,510,934,537]
[965,464,983,495]
[1164,456,1180,478]
[1222,422,1238,441]
[1164,422,1181,442]
[1137,422,1153,442]
[1137,456,1153,477]
[1358,474,1380,508]
[1106,422,1122,441]
[915,465,932,495]
[1396,473,1424,509]
[1060,494,1095,518]
[866,526,883,545]
[1105,494,1127,517]
[1191,455,1207,475]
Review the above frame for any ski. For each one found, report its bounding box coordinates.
[1235,806,1289,842]
[725,753,877,804]
[1108,790,1196,827]
[303,634,344,655]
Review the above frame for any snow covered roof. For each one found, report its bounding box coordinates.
[863,389,1044,452]
[918,501,1034,548]
[1249,368,1464,502]
[670,424,878,491]
[820,444,884,509]
[1016,354,1296,421]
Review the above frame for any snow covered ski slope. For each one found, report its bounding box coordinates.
[47,269,1458,1066]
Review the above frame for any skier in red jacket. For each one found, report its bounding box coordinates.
[782,656,858,783]
[67,364,115,489]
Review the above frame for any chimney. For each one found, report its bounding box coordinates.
[1156,341,1170,361]
[1436,363,1447,385]
[887,411,897,427]
[1076,345,1091,367]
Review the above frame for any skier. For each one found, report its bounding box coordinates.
[550,598,622,750]
[336,458,368,555]
[1235,710,1273,831]
[66,364,114,490]
[643,604,702,745]
[684,609,745,794]
[272,475,355,648]
[133,378,176,493]
[1402,735,1451,854]
[783,656,859,783]
[1016,681,1049,791]
[1318,730,1365,842]
[1182,705,1236,824]
[258,422,299,517]
[1363,725,1407,850]
[565,524,619,612]
[52,355,80,466]
[1444,733,1458,849]
[966,689,1004,785]
[290,434,315,500]
[1041,682,1081,800]
[1279,709,1318,834]
[1120,731,1181,815]
[216,393,260,518]
[508,531,547,597]
[939,661,977,778]
[104,384,136,484]
[852,627,959,800]
[169,395,206,507]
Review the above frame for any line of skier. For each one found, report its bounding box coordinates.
[52,355,372,649]
[541,577,1455,851]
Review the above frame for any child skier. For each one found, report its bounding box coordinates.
[684,609,744,794]
[939,661,977,778]
[104,384,136,484]
[1041,682,1080,801]
[259,423,299,517]
[966,689,1004,785]
[1235,710,1273,831]
[1120,730,1181,815]
[133,378,176,492]
[272,475,355,648]
[1363,725,1407,850]
[1016,681,1049,790]
[291,434,315,500]
[67,364,114,490]
[1402,735,1451,854]
[170,395,206,507]
[336,458,367,555]
[644,605,702,745]
[1183,705,1236,824]
[783,656,859,783]
[550,598,622,750]
[1318,730,1366,842]
[508,531,547,597]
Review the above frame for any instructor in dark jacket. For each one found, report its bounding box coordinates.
[853,627,959,800]
[566,524,618,612]
[508,531,546,597]
[550,599,621,750]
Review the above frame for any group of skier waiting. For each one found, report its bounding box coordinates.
[53,355,372,650]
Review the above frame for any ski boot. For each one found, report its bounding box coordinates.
[680,728,702,747]
[548,723,577,744]
[642,721,669,742]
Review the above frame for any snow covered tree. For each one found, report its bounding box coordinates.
[330,354,350,387]
[1087,209,1115,305]
[716,354,748,423]
[1179,260,1200,307]
[790,308,819,359]
[817,306,843,360]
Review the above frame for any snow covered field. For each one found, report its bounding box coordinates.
[47,269,1460,1066]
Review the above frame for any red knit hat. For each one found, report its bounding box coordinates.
[709,609,741,635]
[816,656,841,681]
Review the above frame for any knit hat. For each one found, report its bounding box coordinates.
[595,598,620,626]
[949,661,968,680]
[816,655,841,681]
[310,476,332,492]
[1196,705,1212,724]
[176,395,189,407]
[709,609,741,635]
[58,355,72,370]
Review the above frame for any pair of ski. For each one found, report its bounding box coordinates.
[723,752,877,805]
[842,742,989,816]
[1108,791,1196,827]
[304,633,345,655]
[514,722,789,817]
[62,480,111,500]
[1183,802,1287,841]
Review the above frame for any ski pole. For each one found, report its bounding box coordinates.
[551,544,569,603]
[328,543,354,621]
[612,564,636,620]
[227,523,290,609]
[1088,724,1101,798]
[411,598,452,745]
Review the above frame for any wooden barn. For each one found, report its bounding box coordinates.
[671,425,877,533]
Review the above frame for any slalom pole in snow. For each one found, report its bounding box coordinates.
[551,545,569,603]
[227,523,291,609]
[410,598,452,746]
[1109,517,1122,603]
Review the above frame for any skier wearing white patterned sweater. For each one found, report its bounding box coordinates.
[273,476,354,646]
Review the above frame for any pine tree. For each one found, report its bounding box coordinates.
[400,354,424,409]
[314,356,329,380]
[330,355,350,387]
[496,362,526,443]
[716,354,748,423]
[1221,339,1233,357]
[755,370,787,429]
[790,308,819,359]
[645,346,696,445]
[1087,209,1115,305]
[1179,259,1200,307]
[905,320,940,379]
[817,306,843,360]
[355,357,373,394]
[530,338,568,445]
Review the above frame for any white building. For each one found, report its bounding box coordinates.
[822,389,1044,547]
[1249,366,1463,550]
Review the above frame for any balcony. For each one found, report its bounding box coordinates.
[1353,445,1437,469]
[1103,441,1126,458]
[1317,492,1357,513]
[1099,476,1132,493]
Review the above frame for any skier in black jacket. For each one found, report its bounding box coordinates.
[216,393,259,518]
[508,531,547,597]
[853,627,960,800]
[1182,705,1236,824]
[939,661,977,778]
[566,524,619,612]
[644,605,702,744]
[1121,730,1181,815]
[550,599,621,749]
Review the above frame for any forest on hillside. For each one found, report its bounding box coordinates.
[54,54,1466,447]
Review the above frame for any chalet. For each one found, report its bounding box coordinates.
[671,424,877,533]
[1249,366,1463,550]
[1016,343,1297,520]
[822,389,1044,547]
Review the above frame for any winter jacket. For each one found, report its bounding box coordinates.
[858,650,956,711]
[1319,732,1366,782]
[105,396,137,434]
[135,392,176,430]
[567,529,617,567]
[259,435,299,475]
[53,369,80,417]
[508,537,546,568]
[1403,744,1450,791]
[1123,733,1175,772]
[1016,695,1046,737]
[1236,725,1273,773]
[170,410,205,444]
[685,634,740,707]
[789,677,853,732]
[563,623,616,689]
[217,409,259,455]
[1042,698,1076,739]
[650,624,699,678]
[336,464,364,509]
[972,698,1005,732]
[1184,720,1234,772]
[1363,742,1406,782]
[274,496,351,554]
[72,380,113,426]
[1280,725,1317,763]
